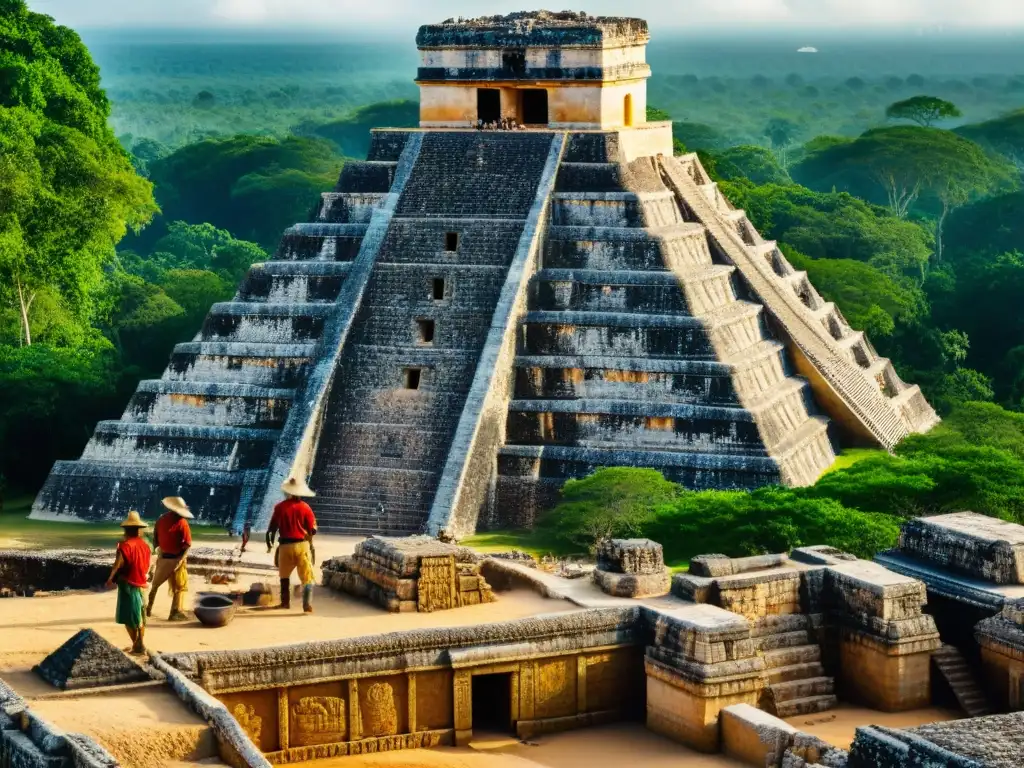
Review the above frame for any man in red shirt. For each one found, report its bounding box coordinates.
[267,476,318,613]
[105,511,152,655]
[148,496,194,621]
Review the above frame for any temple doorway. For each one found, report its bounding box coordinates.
[477,88,501,123]
[521,89,549,125]
[624,93,634,126]
[471,673,514,734]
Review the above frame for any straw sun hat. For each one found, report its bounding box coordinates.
[120,510,148,529]
[281,477,316,498]
[162,496,194,519]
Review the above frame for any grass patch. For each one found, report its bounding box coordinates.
[0,495,230,551]
[826,448,887,473]
[461,530,584,560]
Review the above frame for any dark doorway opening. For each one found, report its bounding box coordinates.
[522,89,548,125]
[477,89,501,123]
[471,673,513,734]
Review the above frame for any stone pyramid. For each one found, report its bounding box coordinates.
[31,12,938,539]
[34,629,150,690]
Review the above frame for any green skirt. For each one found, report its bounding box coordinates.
[116,581,146,628]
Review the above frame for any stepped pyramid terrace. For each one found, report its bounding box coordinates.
[32,10,938,538]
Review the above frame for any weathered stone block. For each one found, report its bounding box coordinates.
[593,568,670,598]
[596,538,665,575]
[898,512,1024,585]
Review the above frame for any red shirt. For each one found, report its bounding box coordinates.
[270,499,317,540]
[117,537,152,588]
[154,512,192,556]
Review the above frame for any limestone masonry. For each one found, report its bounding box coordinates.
[32,11,937,535]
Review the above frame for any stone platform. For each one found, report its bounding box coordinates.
[321,536,495,612]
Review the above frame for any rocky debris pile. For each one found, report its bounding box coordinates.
[593,539,670,598]
[488,550,538,567]
[322,536,495,613]
[34,629,152,690]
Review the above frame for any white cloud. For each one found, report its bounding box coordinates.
[27,0,1024,29]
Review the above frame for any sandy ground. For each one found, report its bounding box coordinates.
[1,656,217,768]
[0,584,570,657]
[300,725,744,768]
[784,703,961,749]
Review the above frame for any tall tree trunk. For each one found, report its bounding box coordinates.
[14,275,34,347]
[935,202,950,264]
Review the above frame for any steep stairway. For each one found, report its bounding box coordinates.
[932,644,993,718]
[754,615,837,718]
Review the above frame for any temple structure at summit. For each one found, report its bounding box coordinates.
[32,11,938,537]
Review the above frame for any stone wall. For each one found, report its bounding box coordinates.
[163,608,645,759]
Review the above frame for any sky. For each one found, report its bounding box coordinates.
[25,0,1024,31]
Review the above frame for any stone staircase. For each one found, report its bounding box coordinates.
[932,644,993,718]
[753,615,837,718]
[308,131,561,535]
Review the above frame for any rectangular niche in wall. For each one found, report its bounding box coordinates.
[445,232,459,252]
[432,278,446,301]
[416,319,435,345]
[404,368,422,390]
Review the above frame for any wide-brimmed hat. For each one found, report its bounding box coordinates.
[281,477,316,498]
[162,496,194,519]
[120,510,148,529]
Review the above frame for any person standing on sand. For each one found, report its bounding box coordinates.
[105,511,152,655]
[147,496,193,621]
[266,477,318,614]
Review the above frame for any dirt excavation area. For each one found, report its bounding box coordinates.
[785,703,959,749]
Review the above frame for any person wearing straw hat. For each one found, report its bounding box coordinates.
[105,511,152,655]
[148,496,194,621]
[267,476,318,613]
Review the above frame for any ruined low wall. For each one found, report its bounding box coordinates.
[0,550,110,593]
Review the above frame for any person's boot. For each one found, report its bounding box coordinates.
[302,584,314,614]
[168,591,189,622]
[277,579,291,609]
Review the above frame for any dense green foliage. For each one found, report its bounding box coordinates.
[540,403,1024,561]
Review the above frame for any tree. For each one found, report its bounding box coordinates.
[763,117,801,169]
[646,106,672,122]
[538,468,678,552]
[791,126,1014,254]
[956,109,1024,173]
[0,2,157,346]
[886,96,962,127]
[711,145,791,185]
[147,135,340,250]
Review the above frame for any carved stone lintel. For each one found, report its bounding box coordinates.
[278,688,289,751]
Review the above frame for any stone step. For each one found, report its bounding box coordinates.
[762,645,822,668]
[766,662,826,685]
[933,644,994,717]
[773,694,838,719]
[770,676,835,703]
[751,614,814,638]
[754,631,812,651]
